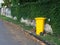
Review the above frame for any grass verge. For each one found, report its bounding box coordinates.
[40,34,60,45]
[0,15,33,30]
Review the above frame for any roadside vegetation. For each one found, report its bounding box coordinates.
[40,34,60,45]
[11,0,60,36]
[0,15,33,30]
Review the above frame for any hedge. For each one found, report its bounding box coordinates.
[11,2,60,36]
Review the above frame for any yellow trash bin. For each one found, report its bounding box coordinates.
[35,17,46,35]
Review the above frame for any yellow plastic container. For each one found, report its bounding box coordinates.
[35,17,46,35]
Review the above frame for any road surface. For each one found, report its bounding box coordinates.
[0,19,40,45]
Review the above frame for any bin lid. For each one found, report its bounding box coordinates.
[35,17,46,20]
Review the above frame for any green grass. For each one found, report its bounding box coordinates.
[0,15,33,30]
[0,15,20,24]
[40,35,60,45]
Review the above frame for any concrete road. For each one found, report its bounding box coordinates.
[0,20,40,45]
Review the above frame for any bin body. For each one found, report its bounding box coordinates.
[35,17,46,35]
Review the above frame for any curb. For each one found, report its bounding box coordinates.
[24,30,55,45]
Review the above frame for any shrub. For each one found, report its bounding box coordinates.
[11,1,60,36]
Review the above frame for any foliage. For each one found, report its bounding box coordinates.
[11,0,60,35]
[3,0,11,7]
[40,35,60,45]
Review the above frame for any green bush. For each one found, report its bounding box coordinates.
[11,1,60,36]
